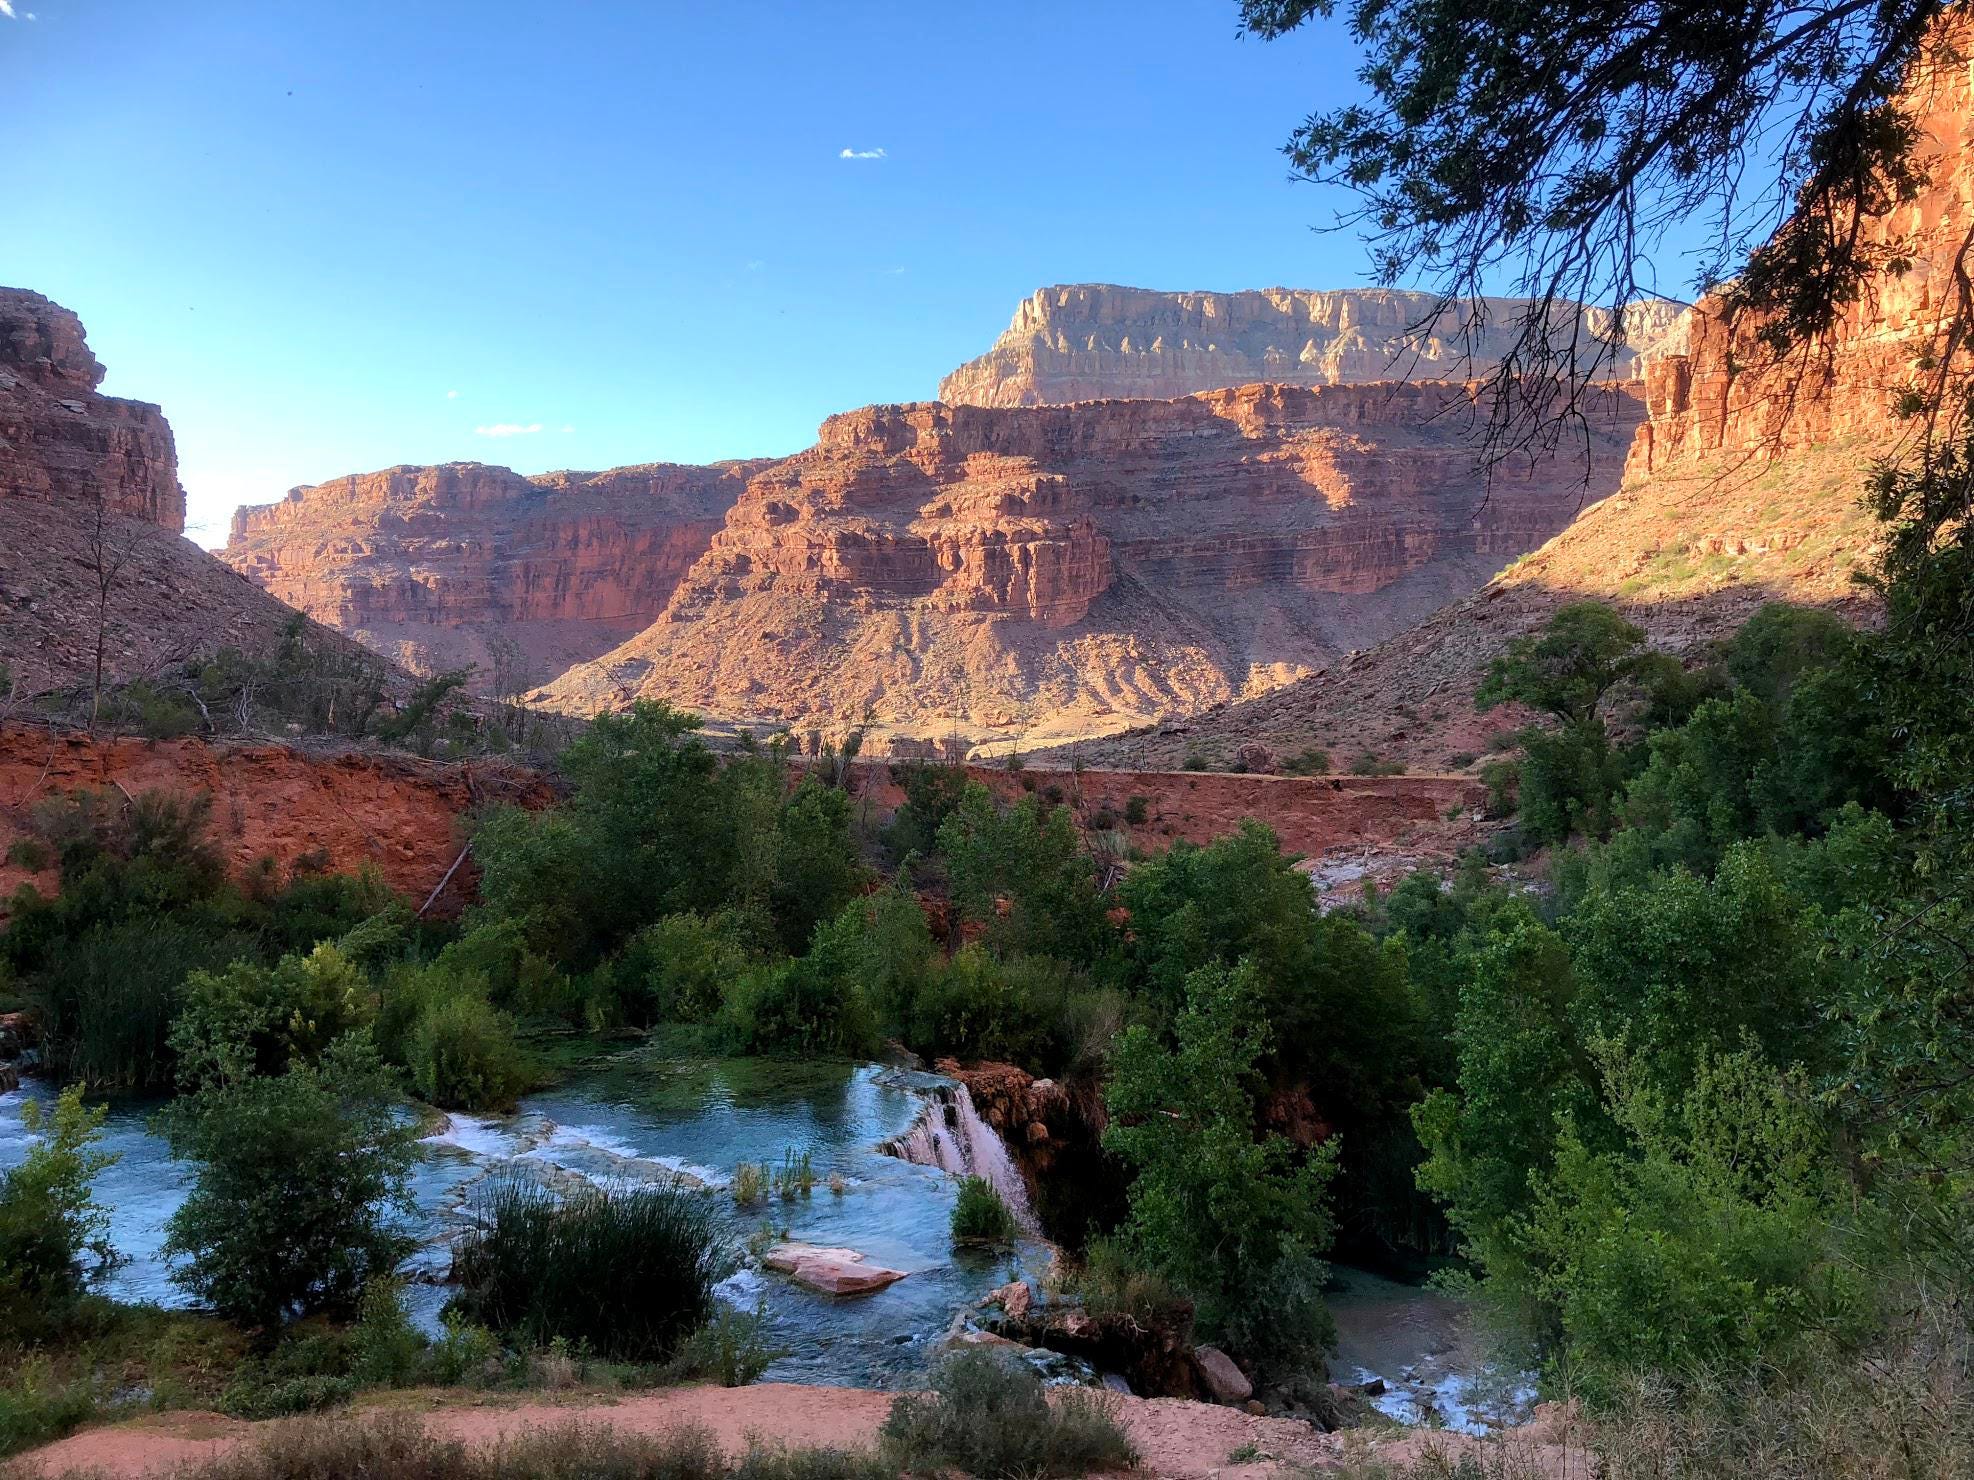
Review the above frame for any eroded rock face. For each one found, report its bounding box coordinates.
[537,382,1642,742]
[1629,20,1974,474]
[223,460,756,682]
[939,284,1685,408]
[0,288,186,529]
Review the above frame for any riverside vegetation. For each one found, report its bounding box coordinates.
[1,424,1971,1472]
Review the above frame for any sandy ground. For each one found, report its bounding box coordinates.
[7,1383,1590,1480]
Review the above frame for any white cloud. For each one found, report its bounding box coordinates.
[474,422,542,438]
[0,4,16,19]
[446,389,459,399]
[838,147,886,160]
[560,425,574,434]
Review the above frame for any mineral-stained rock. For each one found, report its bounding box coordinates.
[1,288,185,528]
[938,284,1685,408]
[761,1242,908,1297]
[223,459,757,683]
[536,382,1642,744]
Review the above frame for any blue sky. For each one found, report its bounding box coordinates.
[1,2,1648,544]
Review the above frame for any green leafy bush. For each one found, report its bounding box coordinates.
[667,1301,785,1386]
[160,1037,416,1329]
[450,1175,735,1361]
[1104,961,1337,1364]
[0,1086,117,1339]
[950,1176,1016,1245]
[405,989,535,1111]
[881,1348,1135,1478]
[0,1357,98,1460]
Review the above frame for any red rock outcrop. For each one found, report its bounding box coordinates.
[940,284,1685,408]
[1,288,185,529]
[223,460,757,683]
[1062,28,1974,781]
[1629,20,1974,474]
[537,382,1642,745]
[0,288,401,697]
[0,724,547,919]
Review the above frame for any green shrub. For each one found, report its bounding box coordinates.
[1348,751,1407,776]
[951,1176,1016,1245]
[1281,747,1332,776]
[169,943,376,1089]
[719,956,879,1058]
[349,1279,428,1387]
[0,1085,116,1339]
[450,1174,735,1361]
[0,1356,98,1460]
[427,1309,502,1386]
[1124,795,1150,826]
[1181,752,1208,772]
[406,990,535,1111]
[881,1348,1136,1478]
[3,838,50,872]
[667,1301,785,1386]
[160,1038,417,1329]
[220,1369,357,1419]
[609,912,759,1026]
[1074,1235,1187,1329]
[1480,757,1520,819]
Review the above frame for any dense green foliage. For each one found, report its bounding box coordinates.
[0,1087,115,1340]
[160,1034,417,1330]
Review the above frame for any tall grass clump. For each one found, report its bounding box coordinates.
[882,1348,1136,1478]
[450,1174,734,1361]
[147,1413,895,1480]
[950,1175,1015,1246]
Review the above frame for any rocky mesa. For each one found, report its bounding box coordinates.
[223,459,759,684]
[534,380,1641,745]
[938,284,1685,408]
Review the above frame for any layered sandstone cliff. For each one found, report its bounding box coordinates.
[1,288,185,528]
[536,382,1641,745]
[223,460,758,682]
[1060,25,1974,776]
[0,287,391,696]
[939,285,1686,408]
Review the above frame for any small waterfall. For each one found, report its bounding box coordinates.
[881,1081,1037,1232]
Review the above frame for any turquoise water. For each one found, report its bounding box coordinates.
[0,1056,1056,1388]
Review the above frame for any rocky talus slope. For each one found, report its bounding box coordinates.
[0,288,377,696]
[533,382,1641,747]
[1055,21,1974,775]
[938,283,1685,407]
[224,459,759,683]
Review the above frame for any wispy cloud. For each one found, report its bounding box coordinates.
[474,422,542,438]
[838,146,886,160]
[0,4,16,19]
[446,389,459,400]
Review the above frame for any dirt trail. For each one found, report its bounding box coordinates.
[10,1384,1589,1480]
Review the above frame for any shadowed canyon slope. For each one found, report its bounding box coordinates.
[938,284,1686,407]
[224,459,762,684]
[0,288,376,696]
[1061,25,1974,774]
[531,382,1641,744]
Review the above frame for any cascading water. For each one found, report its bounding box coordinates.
[879,1081,1037,1233]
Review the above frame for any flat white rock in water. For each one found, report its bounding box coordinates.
[763,1242,909,1296]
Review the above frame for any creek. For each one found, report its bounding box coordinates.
[0,1056,1056,1388]
[0,1057,1526,1420]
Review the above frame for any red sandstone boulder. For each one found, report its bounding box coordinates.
[762,1243,908,1297]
